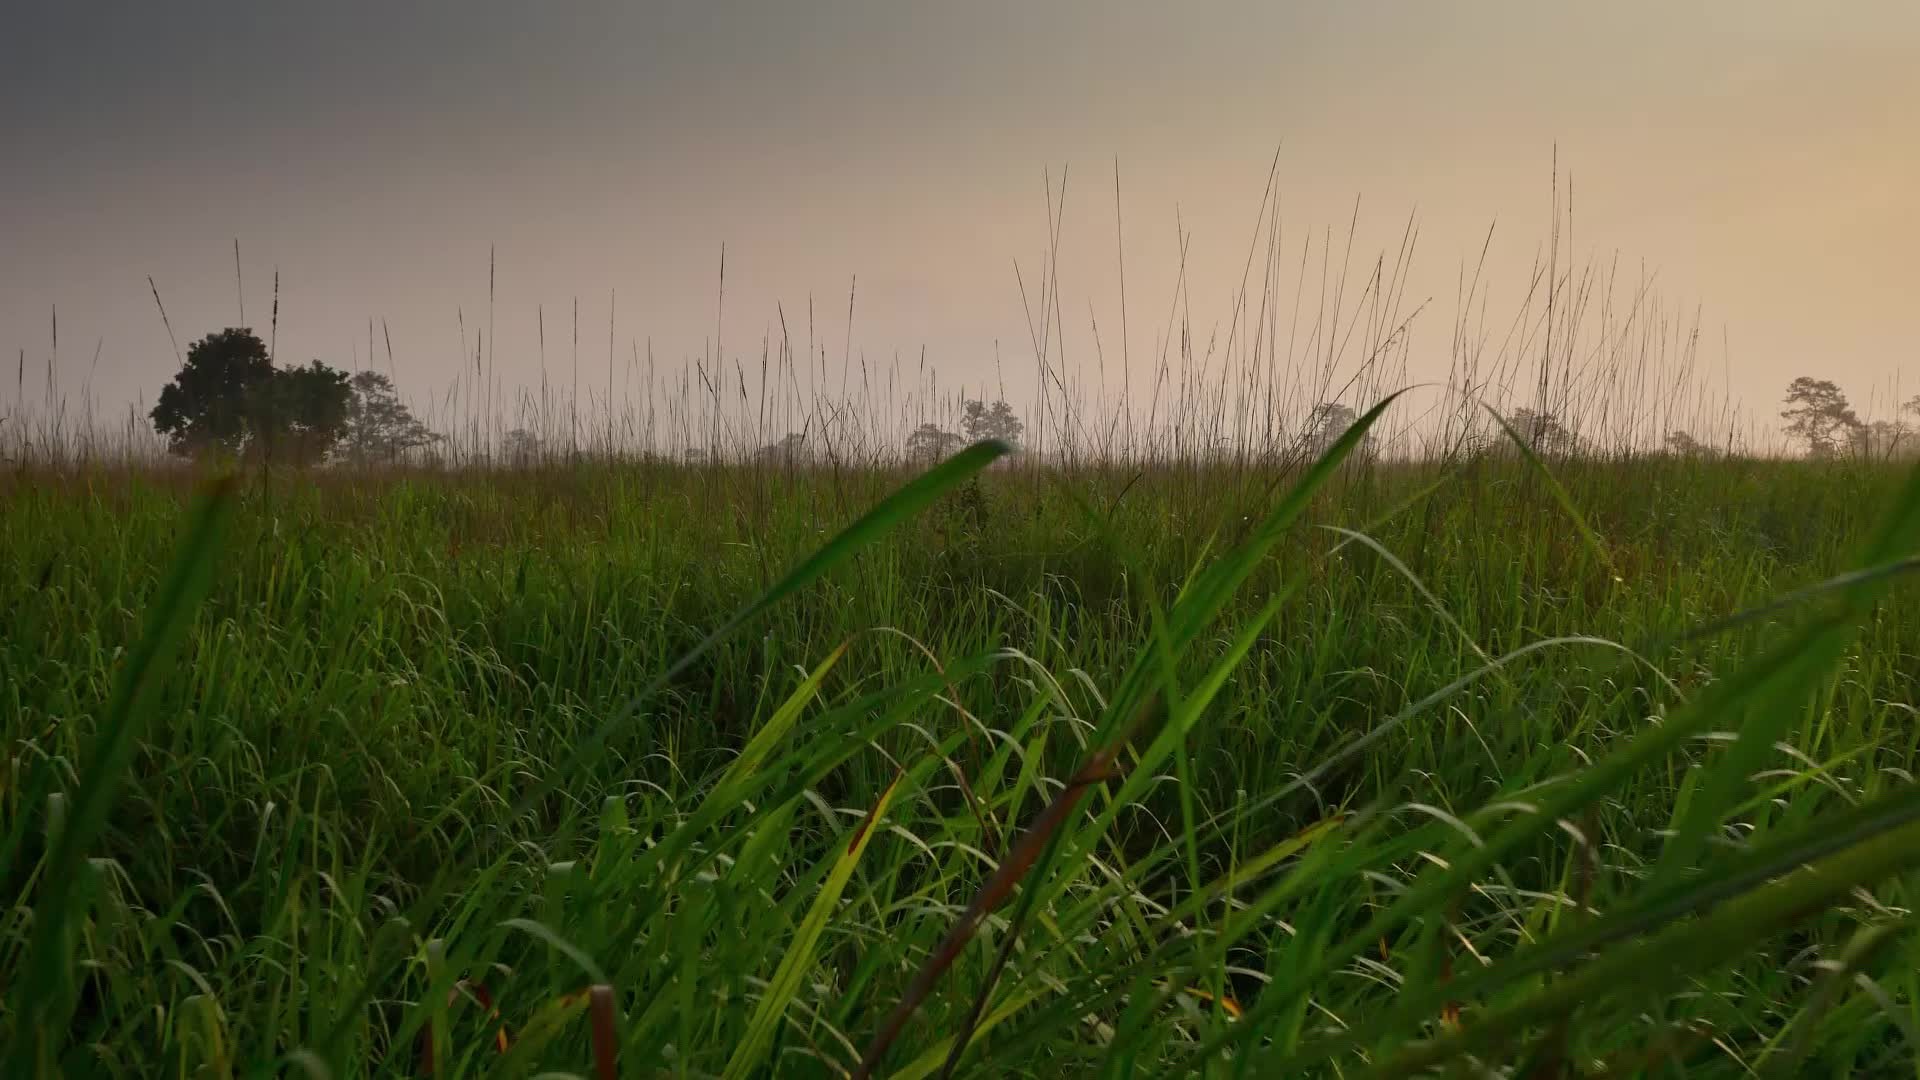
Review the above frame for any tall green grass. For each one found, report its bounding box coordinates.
[3,439,1919,1076]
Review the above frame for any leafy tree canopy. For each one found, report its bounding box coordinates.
[502,428,544,464]
[1506,407,1579,456]
[961,399,1023,447]
[247,360,352,465]
[1301,402,1376,460]
[344,371,439,464]
[152,329,429,466]
[906,423,965,463]
[753,432,808,465]
[150,328,277,458]
[1664,430,1720,457]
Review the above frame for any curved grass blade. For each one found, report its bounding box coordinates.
[724,772,904,1080]
[889,987,1048,1080]
[850,714,1141,1080]
[712,640,849,795]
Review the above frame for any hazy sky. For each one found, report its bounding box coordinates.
[3,1,1916,444]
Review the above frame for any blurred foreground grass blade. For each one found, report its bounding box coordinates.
[3,476,236,1073]
[979,395,1396,1067]
[723,772,904,1080]
[1647,553,1920,652]
[1074,395,1399,759]
[1085,393,1402,820]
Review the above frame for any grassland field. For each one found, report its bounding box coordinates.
[4,444,1920,1077]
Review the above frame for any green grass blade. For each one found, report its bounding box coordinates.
[887,987,1047,1080]
[723,773,904,1080]
[712,640,849,795]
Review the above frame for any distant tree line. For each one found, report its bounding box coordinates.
[151,334,1917,468]
[151,328,438,465]
[903,399,1026,464]
[727,398,1033,467]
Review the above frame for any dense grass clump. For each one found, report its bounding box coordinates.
[4,442,1920,1076]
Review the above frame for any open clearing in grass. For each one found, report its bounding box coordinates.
[4,444,1920,1076]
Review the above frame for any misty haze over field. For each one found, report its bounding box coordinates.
[3,2,1916,455]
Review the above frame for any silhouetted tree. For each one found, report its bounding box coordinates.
[343,371,438,464]
[961,399,1023,447]
[151,328,276,458]
[754,432,808,465]
[905,423,964,463]
[502,428,544,464]
[151,328,353,464]
[1664,430,1718,457]
[1505,407,1579,456]
[1299,402,1374,461]
[246,360,352,465]
[1780,377,1862,457]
